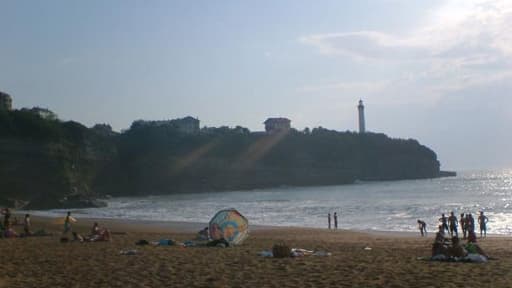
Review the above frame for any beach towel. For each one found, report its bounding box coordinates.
[429,253,488,263]
[158,239,175,246]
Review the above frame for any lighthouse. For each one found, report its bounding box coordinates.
[358,99,365,133]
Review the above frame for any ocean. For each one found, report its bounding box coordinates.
[30,169,512,234]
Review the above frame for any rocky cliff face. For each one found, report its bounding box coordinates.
[0,110,114,209]
[0,110,442,209]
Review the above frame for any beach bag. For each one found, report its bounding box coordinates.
[272,242,291,258]
[135,239,149,246]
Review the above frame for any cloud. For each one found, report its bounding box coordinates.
[297,80,390,94]
[299,0,512,96]
[299,31,429,61]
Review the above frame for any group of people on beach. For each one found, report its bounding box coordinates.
[1,208,110,242]
[418,211,489,239]
[62,211,111,242]
[1,208,32,238]
[431,221,488,261]
[327,212,339,230]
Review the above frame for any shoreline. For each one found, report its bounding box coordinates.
[15,213,507,238]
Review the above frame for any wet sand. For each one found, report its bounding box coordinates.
[1,216,511,287]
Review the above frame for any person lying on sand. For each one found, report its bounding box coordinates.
[465,230,489,258]
[465,241,488,259]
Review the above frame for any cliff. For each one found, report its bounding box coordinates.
[0,110,442,209]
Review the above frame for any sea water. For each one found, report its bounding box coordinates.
[31,169,512,234]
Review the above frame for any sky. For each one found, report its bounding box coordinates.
[1,0,511,170]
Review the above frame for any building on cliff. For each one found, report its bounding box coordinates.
[172,116,200,133]
[132,116,200,133]
[264,117,291,133]
[0,91,13,111]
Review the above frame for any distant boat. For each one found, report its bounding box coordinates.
[439,171,457,177]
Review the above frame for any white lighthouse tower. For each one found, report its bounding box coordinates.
[358,99,366,133]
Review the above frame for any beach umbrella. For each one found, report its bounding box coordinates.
[208,208,249,245]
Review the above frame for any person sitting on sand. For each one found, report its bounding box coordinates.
[417,220,427,237]
[197,227,209,240]
[448,236,467,258]
[90,228,111,242]
[91,222,100,235]
[86,223,111,242]
[434,225,446,242]
[432,225,448,257]
[4,226,18,238]
[23,214,32,236]
[467,229,478,244]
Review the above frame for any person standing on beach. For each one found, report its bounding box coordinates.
[63,211,73,235]
[1,208,11,229]
[417,220,427,236]
[468,213,475,233]
[478,211,488,238]
[23,214,32,236]
[333,212,338,230]
[439,213,448,233]
[328,213,331,230]
[448,212,458,237]
[460,213,466,239]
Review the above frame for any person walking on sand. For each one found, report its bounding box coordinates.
[439,213,448,233]
[417,219,427,236]
[448,211,458,237]
[328,213,331,230]
[333,212,338,230]
[478,211,488,238]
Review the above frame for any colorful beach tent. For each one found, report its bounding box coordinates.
[208,209,249,245]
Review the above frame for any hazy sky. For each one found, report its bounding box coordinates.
[1,0,511,170]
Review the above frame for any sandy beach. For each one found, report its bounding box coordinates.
[1,216,512,288]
